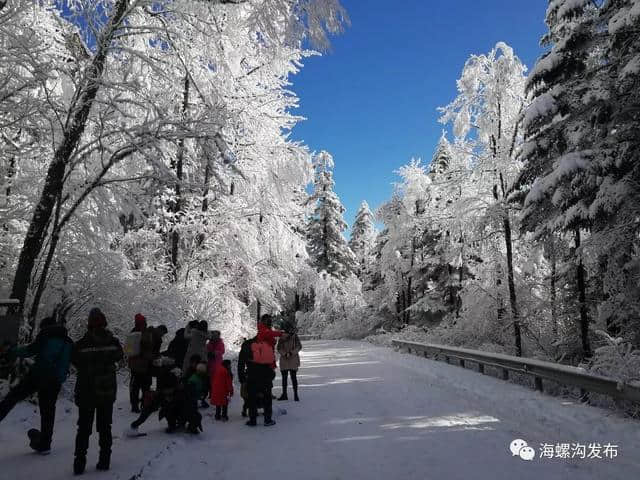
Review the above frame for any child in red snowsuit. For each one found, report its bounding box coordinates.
[211,360,233,421]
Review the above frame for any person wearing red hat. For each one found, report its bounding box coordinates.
[127,313,154,413]
[72,308,123,474]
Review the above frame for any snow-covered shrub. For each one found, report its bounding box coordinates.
[587,331,640,416]
[297,272,371,339]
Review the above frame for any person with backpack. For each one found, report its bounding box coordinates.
[211,359,233,421]
[72,308,123,474]
[245,315,285,427]
[277,322,302,401]
[0,316,73,454]
[127,313,154,413]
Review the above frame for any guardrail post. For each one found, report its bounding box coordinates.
[459,359,465,368]
[580,389,590,404]
[502,368,509,380]
[534,377,543,392]
[478,363,485,375]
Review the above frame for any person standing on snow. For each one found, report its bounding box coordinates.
[182,320,207,375]
[0,316,73,454]
[206,330,224,400]
[72,308,123,475]
[211,359,233,421]
[128,313,154,413]
[237,336,256,418]
[166,328,189,368]
[245,314,284,427]
[277,322,302,402]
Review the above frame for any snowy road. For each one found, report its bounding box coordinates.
[2,340,640,479]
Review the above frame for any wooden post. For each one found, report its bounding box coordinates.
[502,368,509,380]
[460,359,465,368]
[445,356,450,364]
[478,363,485,374]
[534,377,543,392]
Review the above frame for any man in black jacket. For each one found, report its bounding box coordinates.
[72,308,123,475]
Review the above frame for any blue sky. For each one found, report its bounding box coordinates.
[291,1,548,231]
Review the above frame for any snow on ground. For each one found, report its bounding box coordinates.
[1,340,639,480]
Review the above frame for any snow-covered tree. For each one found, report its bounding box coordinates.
[518,0,640,355]
[0,0,349,342]
[306,151,356,278]
[439,42,528,355]
[348,201,376,278]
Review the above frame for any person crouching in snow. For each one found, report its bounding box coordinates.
[129,366,182,435]
[183,363,207,434]
[211,359,233,421]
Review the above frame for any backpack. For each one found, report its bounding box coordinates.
[124,331,142,357]
[250,340,275,365]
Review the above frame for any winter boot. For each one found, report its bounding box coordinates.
[246,419,257,427]
[73,456,86,475]
[28,429,51,455]
[264,418,276,427]
[294,391,300,402]
[96,452,110,471]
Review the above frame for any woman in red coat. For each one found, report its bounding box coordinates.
[211,360,233,421]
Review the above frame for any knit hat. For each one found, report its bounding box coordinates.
[134,313,147,329]
[261,314,273,327]
[88,308,107,329]
[39,316,56,329]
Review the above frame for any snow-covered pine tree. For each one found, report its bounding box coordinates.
[519,0,640,356]
[348,201,376,278]
[590,0,640,345]
[307,151,356,279]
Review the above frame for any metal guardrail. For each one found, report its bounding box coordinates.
[298,334,321,341]
[0,298,21,345]
[392,339,640,404]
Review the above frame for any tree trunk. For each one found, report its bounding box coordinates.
[256,300,261,326]
[27,192,63,333]
[9,0,130,310]
[549,238,558,341]
[169,75,190,282]
[405,276,412,324]
[503,214,522,356]
[575,229,591,358]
